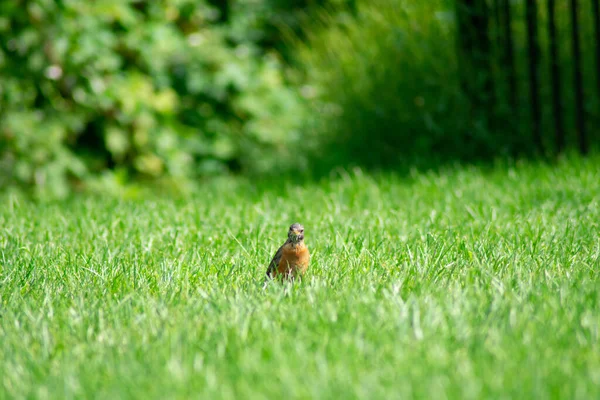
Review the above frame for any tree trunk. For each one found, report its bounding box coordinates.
[592,0,600,113]
[456,0,494,124]
[526,0,543,153]
[500,0,517,116]
[493,0,501,32]
[570,0,588,154]
[492,0,502,107]
[548,0,565,153]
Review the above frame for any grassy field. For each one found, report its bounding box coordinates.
[1,156,599,399]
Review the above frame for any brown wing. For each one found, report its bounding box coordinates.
[266,241,288,278]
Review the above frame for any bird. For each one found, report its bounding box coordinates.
[265,223,310,282]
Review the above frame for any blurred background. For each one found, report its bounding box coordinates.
[0,0,598,198]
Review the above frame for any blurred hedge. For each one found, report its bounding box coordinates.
[2,0,597,197]
[297,0,471,170]
[0,0,326,197]
[296,0,599,172]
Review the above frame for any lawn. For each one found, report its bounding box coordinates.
[1,156,599,399]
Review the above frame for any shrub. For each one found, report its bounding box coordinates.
[294,0,599,172]
[0,0,307,197]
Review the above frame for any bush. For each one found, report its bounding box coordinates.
[2,0,597,197]
[0,0,307,197]
[294,0,599,171]
[295,0,482,171]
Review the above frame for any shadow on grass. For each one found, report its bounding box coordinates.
[238,146,599,201]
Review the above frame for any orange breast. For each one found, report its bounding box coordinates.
[277,243,310,278]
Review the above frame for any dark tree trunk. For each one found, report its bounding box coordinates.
[548,0,565,153]
[592,0,600,111]
[490,0,503,123]
[570,0,588,154]
[493,0,501,32]
[456,0,494,123]
[492,0,502,84]
[526,0,543,153]
[500,0,517,115]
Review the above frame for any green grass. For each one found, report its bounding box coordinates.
[1,156,600,399]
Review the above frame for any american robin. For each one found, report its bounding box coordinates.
[265,223,310,281]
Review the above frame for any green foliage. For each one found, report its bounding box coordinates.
[0,0,307,197]
[295,0,599,170]
[296,0,485,170]
[1,156,600,398]
[1,0,598,197]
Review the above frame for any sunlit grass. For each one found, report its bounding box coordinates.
[1,155,599,399]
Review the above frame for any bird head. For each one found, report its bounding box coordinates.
[288,223,305,243]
